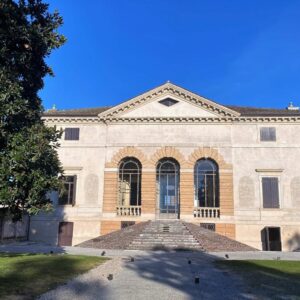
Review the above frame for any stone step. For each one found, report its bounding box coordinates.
[137,234,195,238]
[131,239,199,243]
[132,239,198,243]
[128,220,201,250]
[128,245,200,250]
[132,243,200,246]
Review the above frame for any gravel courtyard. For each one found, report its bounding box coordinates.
[38,252,254,300]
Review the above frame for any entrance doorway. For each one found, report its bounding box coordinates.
[261,227,282,251]
[58,222,73,246]
[156,158,180,219]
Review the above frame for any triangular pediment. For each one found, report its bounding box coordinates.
[98,82,240,120]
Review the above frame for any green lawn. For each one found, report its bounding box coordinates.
[0,253,108,299]
[216,260,300,299]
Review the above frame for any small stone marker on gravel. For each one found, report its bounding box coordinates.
[107,274,113,281]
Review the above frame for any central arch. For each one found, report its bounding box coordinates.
[156,158,180,219]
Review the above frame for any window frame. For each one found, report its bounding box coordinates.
[259,175,282,209]
[64,128,80,141]
[118,158,142,207]
[194,159,219,208]
[58,175,77,206]
[259,127,276,142]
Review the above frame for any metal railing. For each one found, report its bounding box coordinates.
[193,207,220,218]
[116,205,141,216]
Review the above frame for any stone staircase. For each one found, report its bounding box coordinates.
[128,220,202,250]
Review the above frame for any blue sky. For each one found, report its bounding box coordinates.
[40,0,300,110]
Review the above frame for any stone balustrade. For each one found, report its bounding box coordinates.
[116,205,142,216]
[193,207,220,218]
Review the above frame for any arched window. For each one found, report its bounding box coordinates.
[194,159,219,207]
[118,158,141,206]
[156,158,180,216]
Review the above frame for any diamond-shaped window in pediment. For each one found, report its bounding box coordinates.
[158,98,179,107]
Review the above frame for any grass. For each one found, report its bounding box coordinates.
[0,252,108,299]
[216,260,300,299]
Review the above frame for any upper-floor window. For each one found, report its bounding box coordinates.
[260,127,276,142]
[59,176,77,205]
[158,98,179,107]
[65,128,80,140]
[262,177,280,208]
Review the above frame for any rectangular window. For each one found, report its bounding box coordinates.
[65,128,80,140]
[59,176,77,205]
[200,223,216,231]
[121,221,135,229]
[260,127,276,141]
[262,177,280,208]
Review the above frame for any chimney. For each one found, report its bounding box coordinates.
[286,102,299,111]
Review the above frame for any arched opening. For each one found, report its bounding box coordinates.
[194,159,219,208]
[156,158,180,218]
[118,157,141,208]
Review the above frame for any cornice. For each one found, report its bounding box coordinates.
[43,117,100,124]
[43,115,300,124]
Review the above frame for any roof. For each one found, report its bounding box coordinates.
[43,105,300,118]
[226,105,300,117]
[42,82,300,118]
[44,106,112,117]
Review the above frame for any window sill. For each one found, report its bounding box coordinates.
[262,208,281,210]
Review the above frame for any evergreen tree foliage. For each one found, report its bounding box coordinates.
[0,0,66,220]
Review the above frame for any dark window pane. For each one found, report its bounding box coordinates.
[269,127,276,141]
[200,223,216,231]
[206,175,214,207]
[59,176,76,205]
[194,159,219,207]
[65,128,80,140]
[260,127,276,141]
[262,177,279,208]
[118,158,141,206]
[158,98,179,107]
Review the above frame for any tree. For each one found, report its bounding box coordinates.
[0,0,66,221]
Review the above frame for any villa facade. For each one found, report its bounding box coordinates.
[29,83,300,251]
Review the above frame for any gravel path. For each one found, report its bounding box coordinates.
[38,258,124,300]
[38,252,256,300]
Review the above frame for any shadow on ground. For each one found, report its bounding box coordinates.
[101,250,253,300]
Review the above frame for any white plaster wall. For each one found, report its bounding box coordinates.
[232,123,300,250]
[106,123,232,147]
[29,118,300,250]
